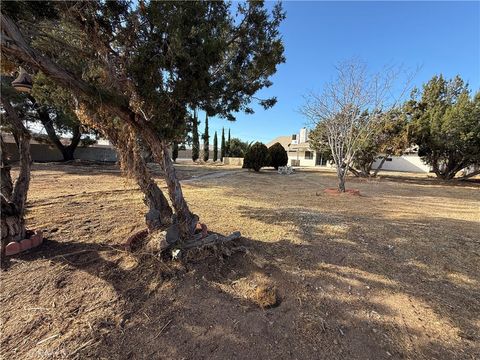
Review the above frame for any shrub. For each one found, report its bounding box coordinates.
[268,142,288,169]
[243,142,270,172]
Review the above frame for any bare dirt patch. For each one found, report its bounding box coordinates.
[1,163,479,359]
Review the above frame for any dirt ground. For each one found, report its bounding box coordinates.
[1,162,479,360]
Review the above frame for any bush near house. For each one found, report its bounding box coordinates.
[243,142,270,172]
[268,142,288,169]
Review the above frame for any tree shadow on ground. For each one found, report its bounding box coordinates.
[3,215,478,360]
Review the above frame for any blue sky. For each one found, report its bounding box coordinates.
[206,1,480,144]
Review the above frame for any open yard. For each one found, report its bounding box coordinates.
[1,163,479,359]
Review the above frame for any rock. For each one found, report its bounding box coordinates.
[5,242,21,256]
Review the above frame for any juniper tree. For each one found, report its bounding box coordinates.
[1,1,285,242]
[407,75,480,179]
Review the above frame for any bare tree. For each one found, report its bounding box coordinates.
[301,59,413,192]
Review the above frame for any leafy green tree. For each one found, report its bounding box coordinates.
[228,138,250,157]
[407,75,480,179]
[191,110,200,162]
[221,128,226,161]
[213,131,218,162]
[2,1,285,242]
[243,142,270,172]
[202,114,209,162]
[268,142,288,169]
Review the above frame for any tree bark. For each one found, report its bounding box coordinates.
[0,96,32,268]
[74,105,174,231]
[0,134,13,199]
[337,167,346,192]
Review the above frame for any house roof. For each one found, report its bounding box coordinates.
[266,135,291,150]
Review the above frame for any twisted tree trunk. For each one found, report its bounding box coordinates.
[74,105,173,231]
[1,96,32,268]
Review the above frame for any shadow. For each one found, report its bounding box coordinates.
[2,167,479,359]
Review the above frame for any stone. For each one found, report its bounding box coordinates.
[5,242,21,256]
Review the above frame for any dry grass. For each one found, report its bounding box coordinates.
[1,162,479,359]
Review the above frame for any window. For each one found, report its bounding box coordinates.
[304,151,313,160]
[291,134,297,140]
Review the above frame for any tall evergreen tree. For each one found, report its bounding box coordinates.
[202,114,209,162]
[172,141,179,162]
[192,110,200,162]
[226,128,231,156]
[213,131,218,162]
[221,127,226,161]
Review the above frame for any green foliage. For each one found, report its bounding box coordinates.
[352,110,409,175]
[8,1,285,143]
[221,128,225,161]
[407,75,480,179]
[172,142,179,162]
[268,142,288,169]
[191,111,200,162]
[243,142,270,172]
[202,114,209,162]
[213,131,218,162]
[228,138,250,157]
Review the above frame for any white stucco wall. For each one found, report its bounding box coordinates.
[372,155,431,173]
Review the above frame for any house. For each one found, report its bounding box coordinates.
[267,128,334,168]
[267,128,431,173]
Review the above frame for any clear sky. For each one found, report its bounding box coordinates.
[206,1,480,144]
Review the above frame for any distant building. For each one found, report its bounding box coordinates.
[267,128,431,173]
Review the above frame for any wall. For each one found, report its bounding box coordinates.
[372,155,431,173]
[223,157,244,166]
[4,142,118,162]
[287,150,316,167]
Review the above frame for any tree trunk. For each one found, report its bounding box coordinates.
[1,135,13,199]
[74,105,174,231]
[337,167,346,193]
[373,156,388,177]
[37,106,81,161]
[0,96,32,268]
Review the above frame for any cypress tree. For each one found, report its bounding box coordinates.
[202,114,209,162]
[226,128,231,156]
[221,127,226,161]
[192,109,199,162]
[172,141,179,162]
[213,131,218,162]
